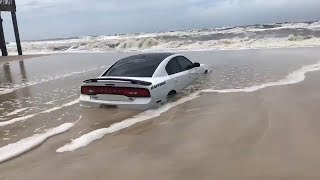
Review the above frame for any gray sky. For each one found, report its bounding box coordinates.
[2,0,320,41]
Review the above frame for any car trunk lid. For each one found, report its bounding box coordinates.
[81,77,152,101]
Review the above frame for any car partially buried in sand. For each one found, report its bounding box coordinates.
[80,53,210,110]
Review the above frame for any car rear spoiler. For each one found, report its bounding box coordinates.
[83,78,152,86]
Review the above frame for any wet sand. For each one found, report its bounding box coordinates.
[1,71,319,180]
[1,49,320,179]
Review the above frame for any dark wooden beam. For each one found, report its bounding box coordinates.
[0,12,8,56]
[0,5,16,12]
[0,0,16,12]
[0,1,21,56]
[11,11,22,55]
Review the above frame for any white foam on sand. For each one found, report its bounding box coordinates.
[57,61,320,153]
[56,94,199,152]
[44,100,57,105]
[202,61,320,93]
[5,108,29,116]
[0,88,15,95]
[0,99,79,127]
[0,123,75,163]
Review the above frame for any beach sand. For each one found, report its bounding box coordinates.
[0,49,320,179]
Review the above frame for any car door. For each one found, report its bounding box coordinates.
[165,57,187,92]
[176,56,198,86]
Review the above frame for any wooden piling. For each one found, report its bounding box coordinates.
[0,12,8,56]
[0,0,22,56]
[11,11,22,55]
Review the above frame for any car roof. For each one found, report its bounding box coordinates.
[119,53,175,63]
[102,53,176,77]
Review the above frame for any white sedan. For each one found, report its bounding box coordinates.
[80,53,209,110]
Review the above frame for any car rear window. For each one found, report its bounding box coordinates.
[103,58,161,77]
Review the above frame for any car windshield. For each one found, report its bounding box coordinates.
[103,58,161,77]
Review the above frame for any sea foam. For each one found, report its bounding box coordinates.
[56,94,199,152]
[0,66,106,96]
[202,61,320,93]
[5,21,320,55]
[5,108,29,116]
[0,99,79,127]
[0,123,75,163]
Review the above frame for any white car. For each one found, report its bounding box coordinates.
[80,53,209,110]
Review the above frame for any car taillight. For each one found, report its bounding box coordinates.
[81,86,91,95]
[123,88,150,97]
[81,86,150,97]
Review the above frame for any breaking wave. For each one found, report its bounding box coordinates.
[7,21,320,54]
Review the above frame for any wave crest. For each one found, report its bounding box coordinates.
[7,21,320,54]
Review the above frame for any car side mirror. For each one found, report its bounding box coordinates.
[193,62,200,67]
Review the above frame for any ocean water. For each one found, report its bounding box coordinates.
[6,21,320,55]
[0,48,320,161]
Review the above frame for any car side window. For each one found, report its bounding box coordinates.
[166,58,182,75]
[176,56,193,71]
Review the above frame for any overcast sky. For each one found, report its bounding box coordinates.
[2,0,320,41]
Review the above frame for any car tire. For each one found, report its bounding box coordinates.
[167,90,177,100]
